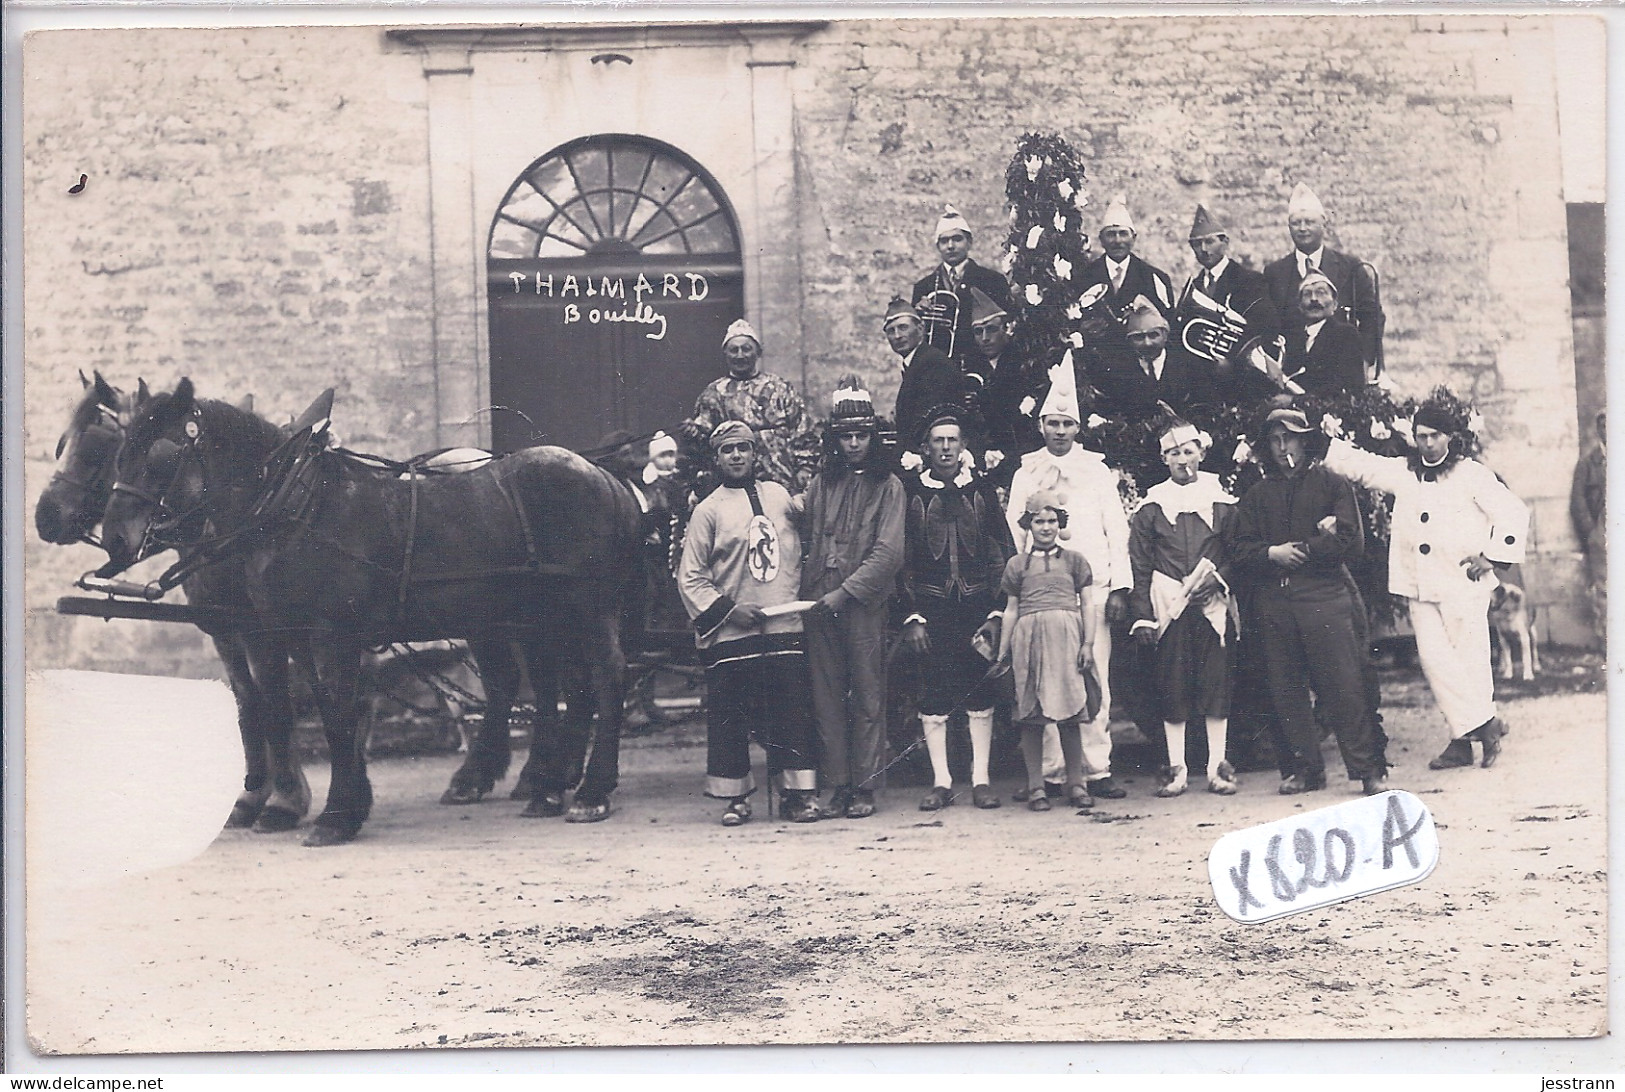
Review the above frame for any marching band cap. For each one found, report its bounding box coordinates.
[648,430,678,458]
[1123,296,1168,333]
[828,375,879,431]
[967,287,1009,326]
[1264,407,1313,434]
[1287,182,1328,221]
[883,295,921,328]
[708,420,757,450]
[1298,270,1338,298]
[1100,193,1136,234]
[1037,355,1081,423]
[935,203,973,240]
[722,318,760,348]
[1188,204,1228,240]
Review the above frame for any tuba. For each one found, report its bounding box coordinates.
[918,270,961,359]
[1178,287,1251,365]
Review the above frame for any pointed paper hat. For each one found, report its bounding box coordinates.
[722,318,760,347]
[1037,353,1081,423]
[883,295,920,327]
[935,203,973,240]
[1287,182,1327,220]
[1100,193,1135,233]
[1188,204,1227,240]
[967,287,1008,325]
[1123,295,1168,332]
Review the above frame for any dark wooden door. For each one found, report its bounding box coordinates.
[486,136,744,454]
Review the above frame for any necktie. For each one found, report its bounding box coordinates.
[1303,256,1318,276]
[946,266,959,293]
[1110,264,1124,294]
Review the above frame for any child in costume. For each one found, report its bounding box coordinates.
[997,491,1100,812]
[1128,420,1239,797]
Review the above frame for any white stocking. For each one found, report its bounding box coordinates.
[921,714,951,789]
[1163,720,1187,772]
[967,709,995,787]
[1206,717,1229,779]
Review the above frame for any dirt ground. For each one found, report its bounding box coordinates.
[25,668,1607,1056]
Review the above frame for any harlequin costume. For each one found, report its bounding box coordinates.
[1323,394,1530,768]
[677,420,820,821]
[898,406,1015,810]
[1127,423,1239,796]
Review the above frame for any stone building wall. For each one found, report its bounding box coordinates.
[20,14,1593,677]
[22,27,436,674]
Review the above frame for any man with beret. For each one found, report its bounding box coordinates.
[1263,183,1385,382]
[1279,270,1367,398]
[1090,297,1218,423]
[899,405,1016,811]
[687,318,818,490]
[968,288,1044,487]
[1324,392,1529,773]
[798,378,908,819]
[677,420,822,826]
[886,296,974,452]
[913,203,1015,370]
[1175,205,1281,408]
[1227,407,1389,796]
[1077,194,1177,322]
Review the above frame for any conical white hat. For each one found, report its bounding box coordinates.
[1100,193,1135,233]
[1287,182,1326,220]
[935,203,972,240]
[1038,352,1081,423]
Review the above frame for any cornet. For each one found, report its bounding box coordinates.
[1179,287,1249,364]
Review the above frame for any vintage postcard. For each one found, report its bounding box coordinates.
[11,5,1610,1068]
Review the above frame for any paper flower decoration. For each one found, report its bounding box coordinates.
[899,450,923,471]
[1072,190,1089,211]
[999,250,1015,275]
[983,449,1005,470]
[1069,331,1084,348]
[1057,179,1074,200]
[1320,413,1344,437]
[1086,414,1109,430]
[1369,419,1391,441]
[1233,438,1253,464]
[1053,211,1066,232]
[1025,225,1044,249]
[1019,395,1037,416]
[1052,255,1072,280]
[1025,155,1043,181]
[1467,410,1485,435]
[1393,417,1415,444]
[1025,283,1043,306]
[1065,302,1083,320]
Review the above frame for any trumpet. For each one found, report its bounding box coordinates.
[1178,287,1249,365]
[919,272,962,359]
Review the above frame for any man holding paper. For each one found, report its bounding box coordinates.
[1128,420,1240,798]
[677,420,823,826]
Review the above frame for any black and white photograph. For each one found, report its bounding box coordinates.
[9,5,1612,1067]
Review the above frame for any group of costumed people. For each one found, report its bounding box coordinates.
[623,138,1532,826]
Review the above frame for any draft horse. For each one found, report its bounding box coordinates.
[37,372,314,831]
[100,379,642,845]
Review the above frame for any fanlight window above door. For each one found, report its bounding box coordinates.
[489,137,739,260]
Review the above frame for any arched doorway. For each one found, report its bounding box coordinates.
[486,135,745,453]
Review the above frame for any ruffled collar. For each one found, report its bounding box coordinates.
[1020,443,1106,471]
[1143,471,1234,523]
[918,450,976,490]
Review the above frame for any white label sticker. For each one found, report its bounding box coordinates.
[1208,790,1439,923]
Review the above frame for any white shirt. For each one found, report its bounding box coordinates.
[1297,247,1325,277]
[1105,256,1130,291]
[1197,257,1231,292]
[1303,319,1326,353]
[1140,350,1166,382]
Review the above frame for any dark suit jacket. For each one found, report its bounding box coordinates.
[893,344,972,452]
[1176,260,1281,370]
[1090,343,1217,421]
[978,350,1045,487]
[1263,247,1383,369]
[1282,317,1367,398]
[912,260,1013,368]
[1077,254,1177,319]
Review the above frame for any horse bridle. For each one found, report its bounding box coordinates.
[107,408,215,568]
[48,402,123,548]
